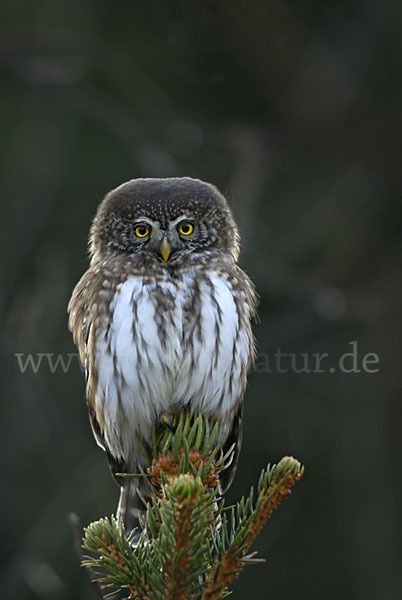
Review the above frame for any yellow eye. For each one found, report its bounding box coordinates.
[178,222,193,236]
[135,224,150,238]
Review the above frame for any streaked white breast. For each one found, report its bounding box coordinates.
[93,271,250,463]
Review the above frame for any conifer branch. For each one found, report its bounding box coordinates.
[81,412,304,599]
[201,456,304,600]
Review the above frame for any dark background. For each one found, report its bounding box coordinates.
[1,1,401,598]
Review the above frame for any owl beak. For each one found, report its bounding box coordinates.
[159,238,171,262]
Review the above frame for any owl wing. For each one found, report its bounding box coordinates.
[68,268,110,452]
[217,265,257,493]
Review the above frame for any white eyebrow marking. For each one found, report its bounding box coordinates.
[169,214,192,227]
[133,216,158,226]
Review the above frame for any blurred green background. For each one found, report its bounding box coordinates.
[1,1,401,598]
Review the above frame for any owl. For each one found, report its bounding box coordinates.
[68,177,257,533]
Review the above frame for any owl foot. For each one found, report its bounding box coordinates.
[160,413,176,432]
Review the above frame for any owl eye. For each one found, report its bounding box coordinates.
[178,222,194,236]
[135,224,150,238]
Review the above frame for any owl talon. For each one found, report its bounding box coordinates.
[160,414,176,432]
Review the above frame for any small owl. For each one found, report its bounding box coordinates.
[68,177,257,532]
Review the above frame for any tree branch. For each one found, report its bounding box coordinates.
[81,412,304,600]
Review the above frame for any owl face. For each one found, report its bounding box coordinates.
[90,177,240,264]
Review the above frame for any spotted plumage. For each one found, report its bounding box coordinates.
[68,177,257,532]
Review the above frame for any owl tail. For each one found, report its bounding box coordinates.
[116,477,148,537]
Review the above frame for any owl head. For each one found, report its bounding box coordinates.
[89,177,240,264]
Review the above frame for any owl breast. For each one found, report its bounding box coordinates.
[93,269,252,465]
